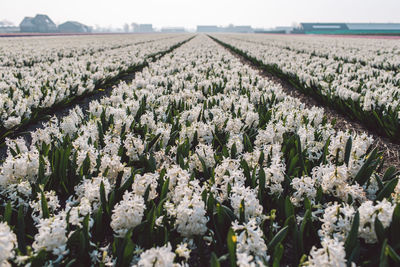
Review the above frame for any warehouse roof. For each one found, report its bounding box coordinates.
[347,23,400,30]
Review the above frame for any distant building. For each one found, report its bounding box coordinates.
[0,26,19,33]
[196,25,254,33]
[132,24,154,33]
[275,26,294,34]
[255,26,293,34]
[161,27,186,33]
[293,23,400,35]
[197,25,221,33]
[20,14,57,33]
[58,21,91,33]
[0,21,19,33]
[228,25,254,33]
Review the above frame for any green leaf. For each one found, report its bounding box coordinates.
[220,205,238,222]
[41,192,50,219]
[30,250,48,267]
[4,202,12,224]
[296,135,306,174]
[347,242,360,267]
[345,211,359,256]
[299,209,311,254]
[145,133,161,153]
[38,155,46,185]
[122,232,135,266]
[379,239,389,267]
[231,143,237,159]
[160,178,170,201]
[382,166,398,182]
[387,244,400,263]
[94,206,104,241]
[272,243,284,267]
[258,168,266,203]
[100,181,108,215]
[375,217,386,244]
[17,205,26,254]
[240,160,251,183]
[227,228,237,267]
[344,136,352,166]
[243,133,253,152]
[268,226,288,250]
[210,252,221,267]
[318,137,330,165]
[284,196,294,218]
[376,178,398,201]
[353,148,380,186]
[389,204,400,248]
[65,259,77,267]
[287,154,299,176]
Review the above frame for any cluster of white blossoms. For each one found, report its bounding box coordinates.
[135,243,177,267]
[110,190,146,237]
[230,185,264,223]
[312,164,366,202]
[0,34,190,130]
[290,176,317,206]
[32,212,69,257]
[30,190,60,222]
[214,34,400,133]
[306,237,348,267]
[318,202,355,242]
[0,222,17,267]
[0,34,397,266]
[358,199,395,243]
[232,219,270,266]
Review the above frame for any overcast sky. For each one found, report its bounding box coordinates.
[2,0,400,29]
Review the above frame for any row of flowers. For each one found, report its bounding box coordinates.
[211,34,400,140]
[0,34,178,68]
[0,35,399,266]
[0,34,192,137]
[227,34,400,72]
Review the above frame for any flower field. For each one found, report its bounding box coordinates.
[0,34,191,140]
[1,34,400,266]
[211,34,400,140]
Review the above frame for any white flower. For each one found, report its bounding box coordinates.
[32,212,69,257]
[232,219,269,265]
[318,202,355,242]
[132,172,159,200]
[124,133,145,161]
[230,185,264,223]
[175,242,191,260]
[306,238,347,267]
[4,116,21,129]
[174,193,208,237]
[0,222,17,265]
[358,199,395,243]
[30,190,60,222]
[137,243,176,267]
[111,190,145,237]
[290,176,316,206]
[75,176,111,210]
[189,143,215,172]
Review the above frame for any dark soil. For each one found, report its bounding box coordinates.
[212,37,400,174]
